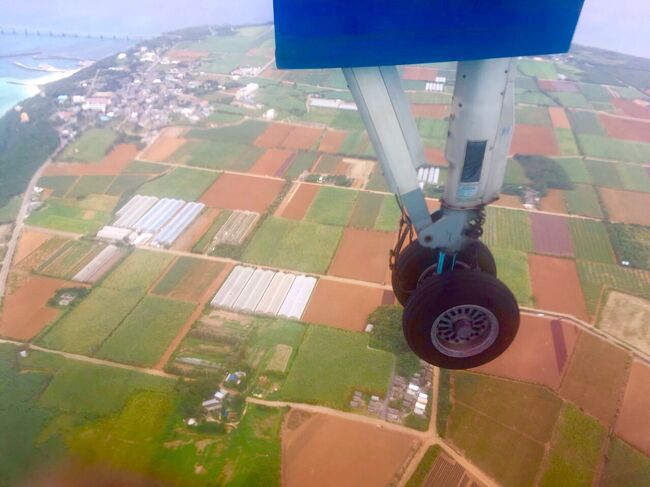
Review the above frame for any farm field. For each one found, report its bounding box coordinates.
[199,173,284,213]
[278,183,319,220]
[554,128,580,155]
[46,144,139,177]
[13,229,55,264]
[26,199,111,234]
[554,158,591,184]
[482,207,532,252]
[511,125,559,156]
[607,223,650,270]
[153,257,226,302]
[35,239,106,279]
[601,438,650,487]
[68,175,115,198]
[37,175,79,197]
[139,127,187,162]
[304,186,358,226]
[615,361,650,455]
[569,219,615,264]
[599,292,650,354]
[100,250,172,293]
[578,134,650,163]
[599,188,650,226]
[138,167,218,200]
[616,164,650,193]
[491,248,533,305]
[530,213,574,257]
[327,228,394,284]
[280,325,394,409]
[57,128,117,162]
[564,184,604,218]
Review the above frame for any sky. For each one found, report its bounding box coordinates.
[1,0,649,58]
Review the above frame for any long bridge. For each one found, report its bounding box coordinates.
[0,26,145,42]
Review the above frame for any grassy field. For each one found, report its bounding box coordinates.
[26,199,111,234]
[374,195,401,232]
[492,248,534,305]
[366,163,390,192]
[616,164,650,193]
[123,160,168,174]
[68,175,116,198]
[516,106,551,126]
[554,158,591,184]
[188,120,267,145]
[36,239,105,279]
[171,139,264,171]
[247,318,306,379]
[518,60,557,79]
[576,260,650,315]
[555,128,580,156]
[504,158,529,186]
[569,219,616,264]
[242,217,342,274]
[96,296,195,367]
[564,184,604,218]
[314,154,340,173]
[105,174,150,196]
[578,134,650,163]
[138,167,218,200]
[482,207,533,253]
[280,325,394,409]
[539,404,606,487]
[585,160,624,189]
[607,223,650,270]
[417,119,448,140]
[578,83,611,102]
[567,111,604,135]
[601,438,650,487]
[555,93,591,109]
[37,287,142,355]
[347,191,383,229]
[153,256,225,301]
[285,151,319,178]
[37,175,78,197]
[58,128,117,162]
[101,249,172,293]
[405,445,443,487]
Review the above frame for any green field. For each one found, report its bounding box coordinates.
[192,210,231,253]
[578,83,611,102]
[569,219,616,264]
[304,187,358,226]
[516,106,551,126]
[247,318,306,379]
[492,248,534,305]
[585,160,624,189]
[602,438,650,487]
[36,239,105,279]
[518,60,558,79]
[555,128,580,156]
[123,160,168,174]
[138,167,218,200]
[482,207,533,252]
[339,131,373,157]
[37,175,78,197]
[554,158,591,184]
[96,296,195,367]
[105,174,150,195]
[539,404,606,487]
[516,91,558,106]
[68,175,116,197]
[406,445,443,487]
[366,163,391,192]
[578,134,650,163]
[188,120,267,145]
[101,249,172,292]
[504,158,529,186]
[555,93,591,109]
[58,128,117,162]
[576,260,650,315]
[567,110,604,135]
[347,191,383,229]
[153,256,224,298]
[616,164,650,193]
[607,223,650,270]
[26,199,111,234]
[171,139,264,171]
[314,154,340,173]
[564,184,604,218]
[243,217,342,274]
[280,325,394,409]
[285,151,319,178]
[417,119,448,140]
[374,195,401,232]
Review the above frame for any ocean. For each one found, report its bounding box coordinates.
[0,35,136,116]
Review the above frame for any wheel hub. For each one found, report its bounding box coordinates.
[431,304,499,358]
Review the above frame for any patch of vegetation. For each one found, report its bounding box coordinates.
[514,155,573,194]
[516,106,551,126]
[601,438,650,487]
[607,223,650,270]
[123,160,168,174]
[68,175,116,198]
[47,287,89,308]
[58,128,117,162]
[26,199,111,234]
[105,175,150,196]
[304,186,358,226]
[554,158,591,184]
[482,207,533,253]
[577,134,650,163]
[367,306,420,376]
[616,164,650,193]
[569,219,616,264]
[37,175,78,197]
[172,139,264,172]
[285,151,319,179]
[567,110,604,135]
[555,128,581,156]
[101,249,172,293]
[138,167,218,200]
[192,210,231,253]
[564,184,604,218]
[491,248,534,305]
[585,160,624,189]
[348,191,383,229]
[374,195,401,232]
[518,59,558,79]
[436,368,452,438]
[406,445,443,487]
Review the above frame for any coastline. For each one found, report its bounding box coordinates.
[0,68,79,116]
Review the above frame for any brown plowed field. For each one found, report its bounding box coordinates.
[328,229,395,284]
[250,149,294,176]
[403,66,438,81]
[14,230,52,264]
[255,123,293,148]
[548,107,571,129]
[412,104,449,119]
[282,410,418,487]
[494,194,522,209]
[615,361,650,455]
[530,213,573,256]
[43,144,138,176]
[199,173,284,213]
[425,148,447,166]
[612,98,650,120]
[528,254,589,321]
[279,184,319,220]
[559,332,631,426]
[537,80,579,92]
[334,161,351,176]
[539,189,567,213]
[302,280,385,331]
[140,129,187,162]
[598,113,650,143]
[319,130,347,153]
[599,188,650,226]
[511,125,560,156]
[165,49,208,61]
[474,315,580,390]
[158,260,226,303]
[0,276,77,340]
[282,126,324,151]
[172,208,221,251]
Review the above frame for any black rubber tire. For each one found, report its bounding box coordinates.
[391,239,496,306]
[402,270,519,369]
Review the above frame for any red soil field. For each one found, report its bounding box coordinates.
[511,125,560,156]
[599,188,650,226]
[161,260,226,303]
[612,98,650,120]
[402,66,438,81]
[319,130,347,153]
[528,254,589,322]
[334,161,351,176]
[539,189,567,213]
[14,230,52,264]
[425,147,447,166]
[199,173,284,213]
[279,184,319,220]
[282,411,418,487]
[412,104,449,119]
[302,279,385,332]
[282,126,324,151]
[559,332,631,425]
[0,275,78,340]
[140,128,187,162]
[548,107,571,129]
[494,194,522,209]
[537,80,579,92]
[530,213,574,256]
[598,113,650,143]
[328,229,396,284]
[254,123,293,148]
[250,149,295,176]
[474,315,579,390]
[172,208,221,251]
[44,144,139,176]
[615,361,650,456]
[165,49,208,61]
